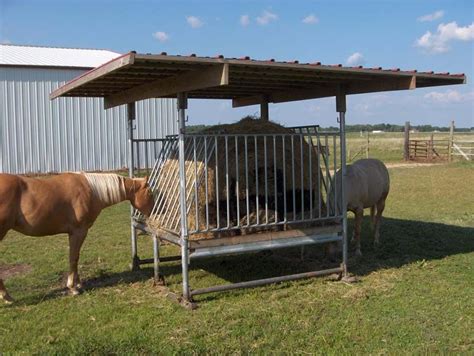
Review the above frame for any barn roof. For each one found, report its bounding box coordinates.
[50,51,466,108]
[0,44,121,69]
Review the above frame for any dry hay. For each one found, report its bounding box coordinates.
[148,118,328,239]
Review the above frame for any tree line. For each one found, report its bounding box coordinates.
[320,123,472,132]
[188,122,472,133]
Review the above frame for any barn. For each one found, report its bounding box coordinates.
[0,44,177,174]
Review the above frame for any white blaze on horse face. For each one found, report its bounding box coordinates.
[83,173,126,206]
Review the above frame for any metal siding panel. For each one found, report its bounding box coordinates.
[0,66,178,174]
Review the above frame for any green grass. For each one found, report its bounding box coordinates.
[1,162,473,354]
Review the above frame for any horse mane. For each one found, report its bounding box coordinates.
[82,173,126,206]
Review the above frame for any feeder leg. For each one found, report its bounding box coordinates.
[337,89,349,277]
[181,243,190,301]
[127,102,140,272]
[177,92,191,302]
[130,224,140,271]
[152,234,160,283]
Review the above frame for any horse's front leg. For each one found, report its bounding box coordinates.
[0,279,14,304]
[67,229,88,296]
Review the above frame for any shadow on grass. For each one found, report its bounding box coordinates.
[13,217,474,306]
[182,217,474,295]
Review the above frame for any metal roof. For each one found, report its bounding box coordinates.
[0,44,121,69]
[50,51,466,108]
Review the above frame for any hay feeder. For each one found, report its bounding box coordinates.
[50,52,466,306]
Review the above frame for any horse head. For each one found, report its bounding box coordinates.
[131,176,154,217]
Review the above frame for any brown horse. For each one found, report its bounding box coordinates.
[0,173,154,303]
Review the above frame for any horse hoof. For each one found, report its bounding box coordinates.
[2,294,14,304]
[68,288,82,296]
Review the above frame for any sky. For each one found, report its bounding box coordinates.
[1,0,473,128]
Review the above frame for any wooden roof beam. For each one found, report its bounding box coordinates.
[232,76,415,107]
[346,75,416,95]
[103,63,229,109]
[233,85,337,107]
[50,52,136,99]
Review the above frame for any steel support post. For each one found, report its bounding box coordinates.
[177,93,190,301]
[128,102,140,271]
[336,89,348,277]
[153,234,160,283]
[260,99,269,121]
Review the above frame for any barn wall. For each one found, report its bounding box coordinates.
[0,66,178,174]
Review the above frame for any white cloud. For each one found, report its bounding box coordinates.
[256,10,278,25]
[240,14,250,27]
[307,104,321,113]
[152,31,169,42]
[355,103,373,116]
[415,21,474,53]
[424,90,474,103]
[417,10,444,22]
[302,14,319,24]
[346,52,364,66]
[186,16,204,28]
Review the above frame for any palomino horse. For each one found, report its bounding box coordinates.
[330,158,390,256]
[0,173,154,303]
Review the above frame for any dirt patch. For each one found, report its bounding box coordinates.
[0,263,32,279]
[385,162,444,169]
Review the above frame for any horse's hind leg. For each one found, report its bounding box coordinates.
[353,207,364,256]
[374,199,386,246]
[370,205,376,230]
[0,229,14,303]
[67,229,87,296]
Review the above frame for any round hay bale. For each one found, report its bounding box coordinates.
[150,118,327,238]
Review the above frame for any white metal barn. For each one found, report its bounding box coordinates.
[0,44,177,174]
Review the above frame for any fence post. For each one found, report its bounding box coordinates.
[429,133,434,160]
[404,121,410,160]
[448,120,455,162]
[366,131,370,158]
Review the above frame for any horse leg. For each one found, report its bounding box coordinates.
[0,279,14,304]
[370,205,376,230]
[67,229,87,295]
[353,208,363,256]
[0,229,14,303]
[374,199,386,246]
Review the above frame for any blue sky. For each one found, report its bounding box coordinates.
[1,0,473,128]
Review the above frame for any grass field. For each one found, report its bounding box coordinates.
[1,162,473,353]
[344,131,474,163]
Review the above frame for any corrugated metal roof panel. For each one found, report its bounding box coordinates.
[50,51,467,109]
[0,44,121,68]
